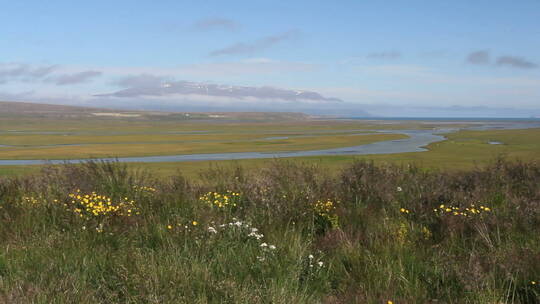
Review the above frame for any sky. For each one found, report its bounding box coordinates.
[1,0,539,117]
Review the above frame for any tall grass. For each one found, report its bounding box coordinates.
[0,159,539,303]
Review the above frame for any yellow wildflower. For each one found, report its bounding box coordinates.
[200,190,241,209]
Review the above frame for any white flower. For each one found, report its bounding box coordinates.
[257,256,265,262]
[318,261,324,267]
[250,227,258,233]
[207,227,217,234]
[269,245,276,250]
[397,186,403,192]
[260,242,268,248]
[308,254,314,259]
[248,232,264,240]
[234,221,242,227]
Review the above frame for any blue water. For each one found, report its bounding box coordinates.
[345,117,540,122]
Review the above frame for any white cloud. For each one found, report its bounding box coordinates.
[209,30,300,56]
[0,63,58,84]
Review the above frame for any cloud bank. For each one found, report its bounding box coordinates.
[496,56,538,69]
[367,51,401,59]
[0,62,102,85]
[209,30,300,56]
[0,63,58,84]
[47,71,102,85]
[466,51,537,69]
[466,50,490,65]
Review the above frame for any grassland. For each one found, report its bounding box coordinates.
[1,160,539,303]
[366,127,540,168]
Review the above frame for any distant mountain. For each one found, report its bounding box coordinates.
[96,81,343,103]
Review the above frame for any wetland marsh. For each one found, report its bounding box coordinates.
[1,116,539,176]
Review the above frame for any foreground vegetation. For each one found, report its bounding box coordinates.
[1,159,539,303]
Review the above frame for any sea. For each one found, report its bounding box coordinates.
[342,117,540,122]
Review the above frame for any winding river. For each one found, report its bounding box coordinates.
[0,122,538,166]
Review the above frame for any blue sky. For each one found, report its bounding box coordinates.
[1,0,539,116]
